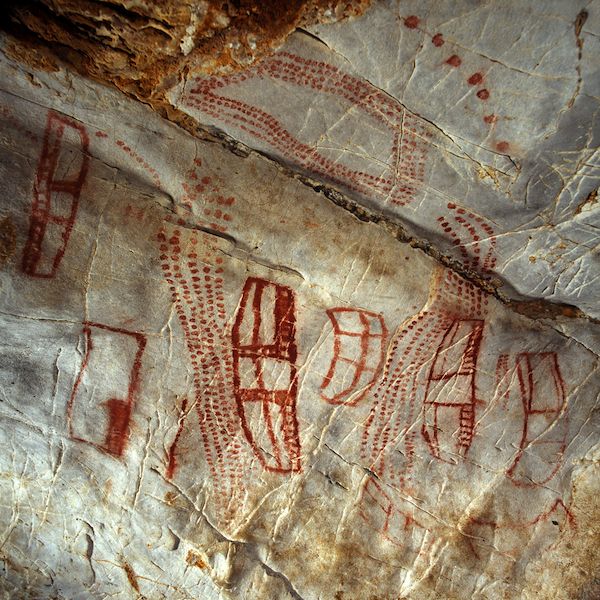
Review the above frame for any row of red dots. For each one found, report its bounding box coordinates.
[403,15,510,153]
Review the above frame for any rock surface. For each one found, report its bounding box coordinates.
[0,2,599,599]
[2,0,370,98]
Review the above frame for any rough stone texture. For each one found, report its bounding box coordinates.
[0,2,599,599]
[1,0,370,98]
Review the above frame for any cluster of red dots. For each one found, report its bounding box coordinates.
[190,53,431,207]
[435,202,499,315]
[361,309,441,476]
[389,317,449,488]
[446,202,497,272]
[158,229,228,372]
[443,270,485,316]
[180,159,234,233]
[402,15,510,153]
[158,225,243,500]
[115,139,161,188]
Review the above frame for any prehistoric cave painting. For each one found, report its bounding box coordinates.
[159,162,245,495]
[358,204,497,542]
[159,163,303,520]
[464,495,575,568]
[165,396,190,480]
[495,353,511,406]
[158,225,247,513]
[179,158,234,233]
[67,322,146,457]
[357,206,574,559]
[185,51,431,207]
[359,477,433,554]
[320,307,388,406]
[232,277,301,473]
[0,104,39,146]
[421,318,484,460]
[506,352,568,487]
[22,110,89,278]
[401,13,510,152]
[115,138,161,189]
[361,203,495,483]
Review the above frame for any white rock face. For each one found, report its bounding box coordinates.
[0,2,599,599]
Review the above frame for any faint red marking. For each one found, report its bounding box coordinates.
[468,72,483,85]
[446,54,462,67]
[95,131,108,138]
[507,352,567,487]
[432,33,445,47]
[465,496,576,562]
[115,139,161,188]
[404,15,420,28]
[477,89,490,100]
[359,477,433,556]
[67,322,146,457]
[472,498,575,531]
[179,162,234,231]
[22,110,89,278]
[496,141,510,153]
[320,308,387,406]
[186,52,431,208]
[0,105,39,144]
[533,499,575,527]
[232,277,301,473]
[483,114,497,124]
[495,353,511,406]
[166,397,189,480]
[421,319,484,460]
[123,204,148,222]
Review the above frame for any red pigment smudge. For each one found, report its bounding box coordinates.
[432,33,444,47]
[483,114,497,124]
[477,89,490,100]
[95,131,108,138]
[468,72,483,85]
[496,141,510,153]
[404,15,420,29]
[446,55,462,67]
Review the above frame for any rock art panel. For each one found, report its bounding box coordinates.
[0,5,599,600]
[232,276,301,474]
[68,322,147,458]
[320,307,387,406]
[173,1,600,319]
[22,110,89,278]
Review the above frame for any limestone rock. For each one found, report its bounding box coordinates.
[0,2,599,599]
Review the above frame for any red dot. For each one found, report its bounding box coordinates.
[483,114,497,124]
[468,72,483,85]
[477,89,490,100]
[496,141,510,153]
[432,33,444,47]
[404,15,420,29]
[446,55,462,67]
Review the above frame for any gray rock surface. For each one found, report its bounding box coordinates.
[0,2,599,598]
